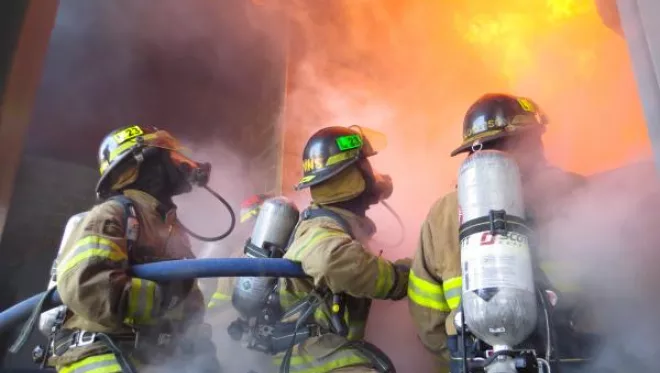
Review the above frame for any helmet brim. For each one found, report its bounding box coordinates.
[294,158,359,190]
[450,125,543,157]
[348,125,387,156]
[95,151,136,197]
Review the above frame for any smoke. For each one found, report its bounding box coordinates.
[277,0,658,372]
[33,0,660,372]
[533,162,660,372]
[37,1,286,372]
[30,0,284,163]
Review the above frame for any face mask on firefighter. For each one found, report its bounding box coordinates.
[135,131,236,242]
[357,159,393,205]
[356,159,404,249]
[169,151,212,188]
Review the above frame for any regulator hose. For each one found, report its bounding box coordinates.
[372,200,406,249]
[178,185,237,242]
[0,258,305,335]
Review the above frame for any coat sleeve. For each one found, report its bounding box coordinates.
[408,195,460,370]
[296,224,408,300]
[56,201,168,328]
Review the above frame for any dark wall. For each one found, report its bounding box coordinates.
[0,156,97,368]
[0,1,28,97]
[24,0,286,168]
[1,1,286,367]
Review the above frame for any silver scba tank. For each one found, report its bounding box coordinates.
[458,150,537,348]
[38,212,88,336]
[232,196,300,318]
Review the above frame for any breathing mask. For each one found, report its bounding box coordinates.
[165,149,212,195]
[357,158,393,206]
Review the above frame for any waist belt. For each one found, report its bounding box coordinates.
[52,330,139,373]
[52,330,138,357]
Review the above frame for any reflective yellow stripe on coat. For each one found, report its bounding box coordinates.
[59,353,122,373]
[124,278,159,325]
[408,270,450,312]
[57,235,128,278]
[273,347,372,373]
[374,258,394,298]
[291,230,347,261]
[207,291,230,309]
[442,276,462,310]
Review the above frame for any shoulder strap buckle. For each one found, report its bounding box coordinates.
[301,207,354,239]
[108,195,140,251]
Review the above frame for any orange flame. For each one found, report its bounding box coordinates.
[271,1,652,370]
[280,0,650,193]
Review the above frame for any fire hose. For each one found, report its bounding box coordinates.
[0,258,306,335]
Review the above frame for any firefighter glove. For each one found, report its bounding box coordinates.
[387,258,411,301]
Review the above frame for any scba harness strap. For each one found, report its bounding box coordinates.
[10,195,139,369]
[239,207,355,351]
[277,207,394,373]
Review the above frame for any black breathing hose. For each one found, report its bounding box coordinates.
[178,185,236,242]
[377,200,406,249]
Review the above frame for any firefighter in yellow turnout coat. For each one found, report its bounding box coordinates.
[408,94,600,373]
[49,125,220,373]
[276,126,411,373]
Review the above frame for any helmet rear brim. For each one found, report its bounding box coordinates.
[294,158,358,190]
[450,125,543,157]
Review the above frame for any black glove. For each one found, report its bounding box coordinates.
[386,258,411,301]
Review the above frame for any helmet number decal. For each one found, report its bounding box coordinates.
[113,125,144,144]
[336,134,363,151]
[517,98,535,112]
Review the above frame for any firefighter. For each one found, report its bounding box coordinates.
[408,94,598,373]
[206,193,273,311]
[275,126,411,373]
[48,125,220,373]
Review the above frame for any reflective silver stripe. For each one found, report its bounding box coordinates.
[60,353,122,373]
[137,279,148,320]
[59,242,125,271]
[443,287,461,301]
[126,278,160,323]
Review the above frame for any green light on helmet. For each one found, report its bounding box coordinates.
[336,134,363,151]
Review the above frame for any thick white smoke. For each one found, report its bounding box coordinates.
[533,161,660,372]
[278,1,660,372]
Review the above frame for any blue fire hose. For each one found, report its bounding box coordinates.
[0,258,306,335]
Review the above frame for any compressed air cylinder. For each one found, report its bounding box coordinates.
[458,150,537,348]
[232,197,300,318]
[38,212,88,336]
